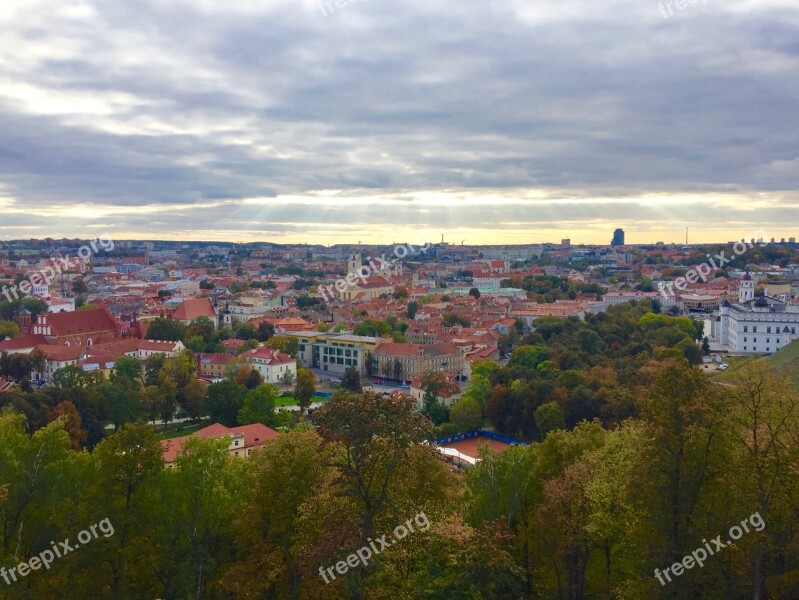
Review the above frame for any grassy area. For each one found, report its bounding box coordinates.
[275,396,297,407]
[158,423,206,439]
[766,339,799,387]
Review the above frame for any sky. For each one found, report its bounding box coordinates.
[0,0,798,246]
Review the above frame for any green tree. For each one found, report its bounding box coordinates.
[203,379,246,426]
[146,317,186,342]
[0,320,20,339]
[534,401,566,440]
[341,366,362,392]
[294,368,316,415]
[238,383,278,425]
[53,364,91,389]
[407,301,418,319]
[111,355,142,388]
[102,381,140,431]
[450,397,483,432]
[315,391,436,539]
[266,335,299,358]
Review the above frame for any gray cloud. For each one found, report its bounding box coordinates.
[0,0,797,241]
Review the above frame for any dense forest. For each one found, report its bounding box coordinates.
[1,303,798,599]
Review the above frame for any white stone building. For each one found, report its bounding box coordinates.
[714,274,799,354]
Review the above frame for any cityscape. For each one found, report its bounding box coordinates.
[2,0,799,598]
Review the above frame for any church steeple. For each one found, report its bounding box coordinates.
[739,272,754,303]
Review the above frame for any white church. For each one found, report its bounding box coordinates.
[712,273,799,354]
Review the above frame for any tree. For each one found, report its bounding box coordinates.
[421,371,449,425]
[48,401,88,449]
[180,378,206,421]
[407,301,418,320]
[203,379,246,426]
[676,338,703,365]
[220,430,338,598]
[450,397,483,433]
[238,383,278,425]
[0,320,19,339]
[146,317,186,342]
[144,353,166,386]
[392,357,403,381]
[636,359,726,592]
[701,336,711,355]
[315,391,435,539]
[102,382,140,431]
[341,366,362,392]
[534,401,566,440]
[469,287,481,299]
[157,378,178,426]
[463,373,492,410]
[266,335,299,358]
[52,364,90,389]
[256,321,275,342]
[724,360,799,597]
[111,355,142,388]
[294,368,316,414]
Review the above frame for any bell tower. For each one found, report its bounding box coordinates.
[347,250,360,277]
[739,272,754,303]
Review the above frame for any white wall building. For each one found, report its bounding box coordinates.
[242,347,296,382]
[715,274,799,354]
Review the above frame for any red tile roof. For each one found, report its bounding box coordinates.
[161,422,279,463]
[40,308,117,337]
[0,334,48,352]
[243,347,294,365]
[171,298,217,321]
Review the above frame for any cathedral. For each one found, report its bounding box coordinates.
[712,273,799,354]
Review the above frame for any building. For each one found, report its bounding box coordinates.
[409,371,462,409]
[30,307,120,347]
[372,342,464,382]
[288,331,383,375]
[611,228,625,247]
[195,352,237,379]
[171,298,218,327]
[161,422,279,466]
[714,274,799,354]
[680,294,721,312]
[242,347,296,382]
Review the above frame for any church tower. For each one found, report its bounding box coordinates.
[739,272,754,303]
[347,251,360,277]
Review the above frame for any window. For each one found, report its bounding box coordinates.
[767,327,771,333]
[753,327,757,332]
[743,326,748,332]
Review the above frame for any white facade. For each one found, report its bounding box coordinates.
[715,276,799,354]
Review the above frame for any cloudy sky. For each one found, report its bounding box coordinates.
[0,0,798,245]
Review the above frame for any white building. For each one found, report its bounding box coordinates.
[714,273,799,354]
[242,347,296,382]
